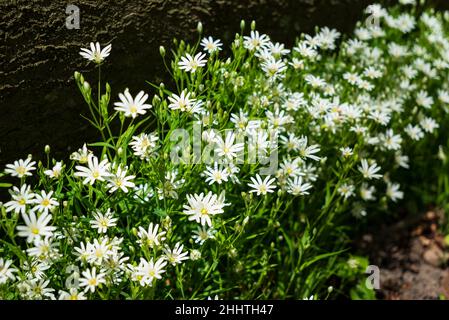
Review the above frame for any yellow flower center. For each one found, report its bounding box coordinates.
[88,278,97,286]
[31,227,40,235]
[130,105,138,114]
[92,170,100,179]
[16,166,26,176]
[200,208,208,216]
[18,198,26,206]
[41,198,50,207]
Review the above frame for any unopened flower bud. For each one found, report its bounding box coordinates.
[251,20,256,31]
[197,21,203,34]
[44,145,50,154]
[159,45,166,57]
[240,19,245,31]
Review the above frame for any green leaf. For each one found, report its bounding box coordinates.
[0,183,12,188]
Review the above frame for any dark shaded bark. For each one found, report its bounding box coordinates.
[0,0,446,167]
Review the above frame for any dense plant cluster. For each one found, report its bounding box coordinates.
[1,1,449,299]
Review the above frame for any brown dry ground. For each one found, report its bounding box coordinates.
[358,210,449,300]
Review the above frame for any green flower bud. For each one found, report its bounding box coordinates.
[251,20,256,31]
[159,45,166,57]
[197,21,203,34]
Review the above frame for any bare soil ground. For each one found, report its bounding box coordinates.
[358,210,449,300]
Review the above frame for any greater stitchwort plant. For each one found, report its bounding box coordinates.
[1,1,449,300]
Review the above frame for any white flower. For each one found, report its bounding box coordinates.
[137,223,166,248]
[416,90,433,109]
[58,288,87,300]
[44,162,64,179]
[340,147,354,158]
[163,242,189,266]
[79,42,112,64]
[5,157,36,178]
[114,89,152,118]
[26,279,55,299]
[135,257,167,286]
[386,183,404,202]
[79,267,106,293]
[298,136,321,161]
[86,238,112,265]
[358,159,382,180]
[338,183,355,200]
[70,143,92,164]
[178,52,207,73]
[214,131,244,160]
[90,209,118,233]
[106,166,135,193]
[4,184,34,214]
[420,117,439,133]
[203,163,229,185]
[74,154,110,185]
[23,259,51,280]
[192,226,216,245]
[243,31,270,51]
[130,132,159,160]
[183,192,226,227]
[201,36,223,54]
[261,56,287,80]
[248,174,276,196]
[26,237,59,261]
[360,184,376,201]
[168,90,203,114]
[405,124,424,141]
[17,211,56,243]
[379,129,402,151]
[0,258,17,284]
[32,190,59,214]
[287,176,313,196]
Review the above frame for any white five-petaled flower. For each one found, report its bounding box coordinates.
[106,166,136,193]
[201,36,223,54]
[248,174,277,196]
[74,154,110,185]
[5,157,36,178]
[178,52,207,73]
[44,161,64,179]
[214,131,244,160]
[137,223,166,248]
[163,242,189,266]
[192,226,216,245]
[17,211,56,243]
[203,163,229,185]
[114,89,152,119]
[135,257,167,286]
[79,267,106,293]
[32,190,59,214]
[286,176,313,196]
[90,209,118,233]
[183,192,227,227]
[0,258,17,284]
[79,42,112,64]
[167,90,204,114]
[58,288,87,300]
[358,159,382,180]
[386,183,404,202]
[4,184,34,214]
[243,30,270,51]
